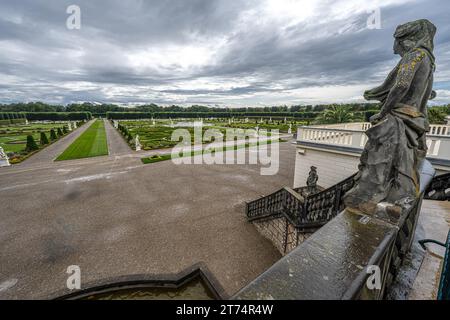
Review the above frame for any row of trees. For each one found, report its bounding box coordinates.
[1,102,449,124]
[117,123,133,142]
[25,127,69,153]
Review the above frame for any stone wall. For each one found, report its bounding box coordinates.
[294,147,359,189]
[293,145,448,189]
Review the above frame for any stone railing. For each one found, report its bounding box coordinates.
[234,160,435,300]
[313,122,450,136]
[297,124,450,160]
[297,126,368,149]
[429,124,450,136]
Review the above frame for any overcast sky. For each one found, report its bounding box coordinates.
[1,0,450,107]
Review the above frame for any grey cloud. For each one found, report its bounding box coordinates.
[0,0,450,106]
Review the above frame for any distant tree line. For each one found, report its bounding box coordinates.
[0,101,384,114]
[1,101,449,124]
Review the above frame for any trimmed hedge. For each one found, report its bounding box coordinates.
[0,112,27,125]
[106,111,319,120]
[106,110,380,122]
[24,112,91,121]
[25,135,39,152]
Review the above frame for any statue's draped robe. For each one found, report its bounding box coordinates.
[344,20,436,213]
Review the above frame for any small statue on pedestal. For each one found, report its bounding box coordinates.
[307,166,318,192]
[0,146,11,167]
[135,135,142,151]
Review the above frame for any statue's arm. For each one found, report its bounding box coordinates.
[373,50,426,121]
[364,63,400,100]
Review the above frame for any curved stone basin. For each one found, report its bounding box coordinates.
[54,266,224,300]
[82,278,215,300]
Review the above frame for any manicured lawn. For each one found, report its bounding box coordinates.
[56,120,108,161]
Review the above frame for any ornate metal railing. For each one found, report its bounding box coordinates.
[424,172,450,201]
[301,174,356,224]
[246,173,356,228]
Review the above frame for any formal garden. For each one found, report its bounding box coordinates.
[0,121,83,164]
[114,119,286,151]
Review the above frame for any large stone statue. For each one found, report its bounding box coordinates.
[344,19,436,214]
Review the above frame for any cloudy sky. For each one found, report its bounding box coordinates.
[1,0,450,107]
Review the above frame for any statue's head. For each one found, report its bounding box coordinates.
[393,19,436,56]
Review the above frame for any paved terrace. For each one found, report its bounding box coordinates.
[0,120,294,299]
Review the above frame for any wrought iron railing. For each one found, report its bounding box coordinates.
[246,173,356,228]
[425,172,450,201]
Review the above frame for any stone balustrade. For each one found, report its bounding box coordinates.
[297,124,450,160]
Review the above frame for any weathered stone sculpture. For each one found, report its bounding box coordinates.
[135,135,142,151]
[306,166,318,191]
[344,19,436,214]
[0,146,10,167]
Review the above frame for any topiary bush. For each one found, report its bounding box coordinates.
[25,135,39,152]
[63,126,68,134]
[50,129,57,140]
[57,128,63,137]
[40,132,49,145]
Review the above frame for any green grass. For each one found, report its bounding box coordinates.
[0,122,76,163]
[56,120,108,161]
[0,123,68,153]
[141,139,282,164]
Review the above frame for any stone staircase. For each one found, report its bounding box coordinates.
[245,174,356,254]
